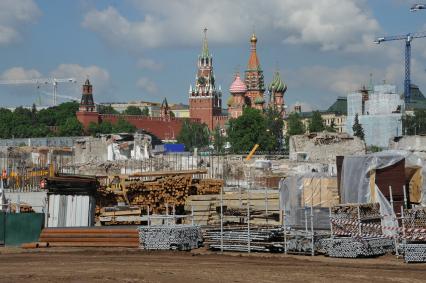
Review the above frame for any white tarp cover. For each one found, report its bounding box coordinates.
[340,150,425,234]
[279,173,337,229]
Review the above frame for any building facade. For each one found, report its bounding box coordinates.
[346,84,404,147]
[228,34,287,119]
[188,29,227,130]
[76,80,199,141]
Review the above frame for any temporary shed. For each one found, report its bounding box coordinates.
[45,175,98,227]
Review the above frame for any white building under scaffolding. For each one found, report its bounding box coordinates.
[346,85,404,148]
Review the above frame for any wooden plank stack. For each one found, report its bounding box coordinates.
[184,191,280,226]
[38,228,139,247]
[127,175,193,213]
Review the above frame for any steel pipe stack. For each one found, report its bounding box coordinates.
[403,207,426,263]
[322,237,393,258]
[138,225,202,251]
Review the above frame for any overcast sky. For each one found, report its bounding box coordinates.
[0,0,426,111]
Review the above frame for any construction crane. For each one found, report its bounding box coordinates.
[0,78,77,106]
[411,4,426,11]
[374,32,426,103]
[37,89,80,105]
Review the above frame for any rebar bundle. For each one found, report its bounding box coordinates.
[138,225,202,251]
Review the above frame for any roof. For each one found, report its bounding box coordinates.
[406,84,426,110]
[247,33,260,70]
[327,96,347,115]
[268,71,287,93]
[201,28,210,58]
[229,73,247,94]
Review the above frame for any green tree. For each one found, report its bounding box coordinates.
[212,125,225,152]
[98,105,119,114]
[112,118,136,133]
[403,110,426,135]
[264,107,284,150]
[227,108,277,152]
[352,113,365,140]
[308,111,325,133]
[141,107,150,116]
[58,117,83,136]
[123,106,142,115]
[325,119,337,133]
[286,112,305,136]
[177,120,209,151]
[87,121,111,136]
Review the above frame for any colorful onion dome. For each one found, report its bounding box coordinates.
[268,71,287,93]
[254,96,265,104]
[229,74,247,94]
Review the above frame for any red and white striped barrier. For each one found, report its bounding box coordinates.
[330,218,426,241]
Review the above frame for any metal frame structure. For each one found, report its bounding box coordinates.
[374,32,426,103]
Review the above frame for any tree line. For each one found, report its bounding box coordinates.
[0,102,138,138]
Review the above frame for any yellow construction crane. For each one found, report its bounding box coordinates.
[245,144,259,161]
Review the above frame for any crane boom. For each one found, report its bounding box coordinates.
[374,31,426,103]
[0,77,77,106]
[0,78,76,85]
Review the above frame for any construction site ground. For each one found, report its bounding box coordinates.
[0,247,425,282]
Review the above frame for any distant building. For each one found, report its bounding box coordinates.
[346,84,404,147]
[228,34,287,119]
[188,29,227,130]
[284,97,347,135]
[76,79,199,141]
[98,101,158,116]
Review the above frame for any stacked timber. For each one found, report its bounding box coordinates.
[127,175,193,213]
[39,228,139,247]
[185,191,280,226]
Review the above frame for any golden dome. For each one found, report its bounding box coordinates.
[250,33,257,43]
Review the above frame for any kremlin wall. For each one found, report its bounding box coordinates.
[77,30,287,140]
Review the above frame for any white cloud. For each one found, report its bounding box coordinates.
[50,64,111,95]
[0,0,41,46]
[136,77,158,94]
[0,64,111,103]
[1,67,42,80]
[137,58,163,71]
[83,0,380,52]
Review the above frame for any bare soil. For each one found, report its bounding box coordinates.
[0,247,424,283]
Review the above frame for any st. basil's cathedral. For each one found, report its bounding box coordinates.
[189,29,288,130]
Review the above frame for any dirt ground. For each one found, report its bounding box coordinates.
[0,247,425,283]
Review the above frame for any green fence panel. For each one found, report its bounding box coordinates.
[5,213,44,246]
[0,213,4,245]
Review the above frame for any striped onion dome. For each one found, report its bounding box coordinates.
[229,74,247,94]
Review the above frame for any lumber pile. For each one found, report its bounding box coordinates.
[38,228,139,247]
[127,175,193,213]
[95,169,222,218]
[185,190,280,226]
